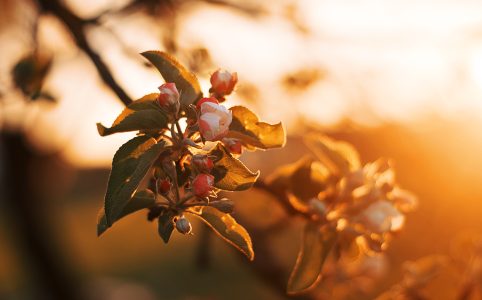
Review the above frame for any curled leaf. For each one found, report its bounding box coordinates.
[287,223,337,294]
[97,189,156,236]
[141,51,202,108]
[227,106,286,150]
[104,136,166,225]
[190,206,254,260]
[97,93,168,136]
[208,143,259,191]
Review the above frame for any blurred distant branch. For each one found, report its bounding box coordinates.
[37,0,133,106]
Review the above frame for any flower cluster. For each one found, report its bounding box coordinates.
[266,134,417,294]
[96,51,285,261]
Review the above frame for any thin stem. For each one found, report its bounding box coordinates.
[172,163,181,203]
[178,192,194,206]
[175,119,184,140]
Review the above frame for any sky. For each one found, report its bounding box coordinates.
[1,0,482,167]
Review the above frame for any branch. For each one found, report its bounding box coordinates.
[37,0,133,106]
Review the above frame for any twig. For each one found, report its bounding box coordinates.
[37,0,133,106]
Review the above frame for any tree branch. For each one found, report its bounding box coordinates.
[37,0,133,106]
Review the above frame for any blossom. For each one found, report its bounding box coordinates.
[197,97,232,141]
[210,69,238,97]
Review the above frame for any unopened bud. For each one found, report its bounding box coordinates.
[211,198,234,214]
[175,215,192,234]
[192,154,214,173]
[222,138,243,155]
[158,82,180,114]
[210,69,238,97]
[192,173,215,198]
[158,179,171,194]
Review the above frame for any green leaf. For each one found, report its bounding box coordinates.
[191,206,254,260]
[104,136,166,225]
[226,106,286,150]
[97,189,156,236]
[208,143,259,191]
[287,223,337,294]
[158,209,176,243]
[304,134,360,176]
[97,93,169,136]
[141,51,202,108]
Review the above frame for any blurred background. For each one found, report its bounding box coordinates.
[1,0,482,299]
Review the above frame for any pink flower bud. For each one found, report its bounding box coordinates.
[158,179,171,194]
[158,83,180,113]
[192,173,215,198]
[175,215,192,234]
[222,138,243,155]
[196,97,219,111]
[210,69,238,97]
[197,98,232,141]
[192,154,214,172]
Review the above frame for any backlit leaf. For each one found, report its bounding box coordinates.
[191,206,254,260]
[97,93,168,136]
[267,156,331,205]
[227,106,286,150]
[304,133,360,177]
[209,143,259,191]
[97,189,156,236]
[287,223,337,294]
[104,136,166,225]
[141,51,202,108]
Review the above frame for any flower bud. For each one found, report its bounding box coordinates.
[158,179,171,194]
[175,215,192,234]
[196,97,219,111]
[191,154,214,172]
[192,173,215,198]
[222,138,243,155]
[197,97,232,141]
[158,82,180,114]
[210,69,238,97]
[211,198,234,214]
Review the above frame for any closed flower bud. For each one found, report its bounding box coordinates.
[192,173,215,198]
[192,154,214,172]
[175,215,192,234]
[210,69,238,97]
[158,179,171,194]
[158,82,180,114]
[211,198,234,214]
[222,138,243,155]
[197,97,232,141]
